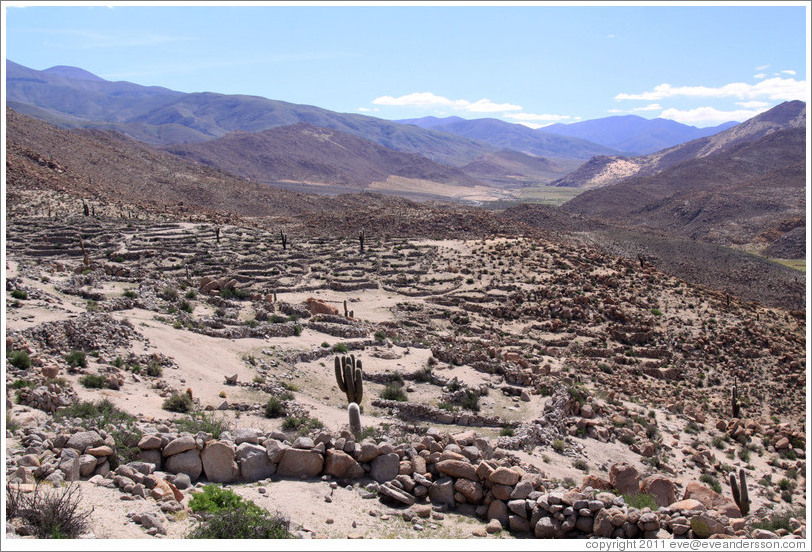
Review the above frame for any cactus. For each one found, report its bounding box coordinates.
[732,378,740,419]
[729,467,750,515]
[348,402,362,439]
[83,202,89,217]
[215,227,221,243]
[334,354,363,404]
[344,299,349,318]
[359,228,365,254]
[78,234,90,268]
[280,230,288,251]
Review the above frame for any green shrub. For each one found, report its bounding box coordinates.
[650,308,662,316]
[573,459,589,472]
[179,300,193,313]
[460,390,480,412]
[332,343,349,353]
[700,473,722,494]
[220,287,250,300]
[123,289,137,299]
[175,412,229,439]
[380,383,407,402]
[281,415,323,434]
[751,507,805,533]
[11,378,36,390]
[500,426,515,437]
[187,505,291,539]
[11,289,28,300]
[264,397,286,418]
[624,493,657,510]
[552,439,566,453]
[64,350,87,369]
[8,350,32,370]
[162,392,193,413]
[189,485,255,515]
[185,289,197,300]
[79,374,107,389]
[145,362,163,378]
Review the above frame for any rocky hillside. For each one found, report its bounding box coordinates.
[552,101,806,189]
[561,127,806,258]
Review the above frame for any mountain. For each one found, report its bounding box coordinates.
[552,101,806,189]
[542,115,738,155]
[561,126,806,257]
[160,123,486,192]
[6,60,499,167]
[395,116,622,159]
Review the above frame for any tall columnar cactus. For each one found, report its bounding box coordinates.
[280,230,288,251]
[729,467,750,515]
[359,228,365,254]
[348,402,362,440]
[334,355,363,405]
[732,378,740,419]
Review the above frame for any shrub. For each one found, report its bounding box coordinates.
[500,426,515,437]
[700,473,722,494]
[8,350,32,370]
[11,379,36,390]
[79,374,107,389]
[175,412,229,439]
[185,289,197,300]
[5,482,93,538]
[220,287,250,300]
[264,397,286,418]
[145,362,163,378]
[380,383,407,402]
[179,300,193,313]
[123,289,137,299]
[650,308,662,316]
[374,331,387,342]
[282,415,323,434]
[624,493,657,510]
[11,289,27,300]
[64,350,87,369]
[189,485,254,515]
[573,459,589,472]
[332,343,349,353]
[751,507,805,533]
[552,439,566,453]
[163,392,193,413]
[460,390,480,412]
[187,505,291,539]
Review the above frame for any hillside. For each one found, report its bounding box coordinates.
[552,101,806,189]
[397,116,622,160]
[6,60,502,167]
[561,127,806,258]
[543,115,737,155]
[160,123,487,193]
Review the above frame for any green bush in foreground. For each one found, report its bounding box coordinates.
[162,392,193,413]
[186,485,292,539]
[624,492,657,510]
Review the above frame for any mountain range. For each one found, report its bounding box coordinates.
[561,102,806,258]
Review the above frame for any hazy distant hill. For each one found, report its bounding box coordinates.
[552,101,806,189]
[542,115,738,155]
[397,116,621,160]
[161,123,485,190]
[6,60,501,167]
[562,125,806,257]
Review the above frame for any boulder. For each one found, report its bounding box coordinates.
[535,517,557,538]
[163,436,196,458]
[609,462,640,495]
[436,459,477,481]
[201,441,239,483]
[683,482,741,517]
[489,467,520,486]
[236,443,276,481]
[370,453,400,483]
[263,439,286,463]
[65,430,103,453]
[138,435,162,450]
[136,449,162,470]
[324,449,364,480]
[232,428,262,445]
[486,499,509,527]
[428,476,455,508]
[164,449,203,481]
[78,454,98,477]
[640,474,677,507]
[691,514,728,538]
[454,477,484,504]
[276,448,324,478]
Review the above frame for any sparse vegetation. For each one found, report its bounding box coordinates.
[5,482,93,538]
[162,392,194,413]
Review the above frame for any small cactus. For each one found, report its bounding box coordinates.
[348,402,362,439]
[729,467,750,515]
[359,228,365,254]
[280,230,288,251]
[334,355,363,404]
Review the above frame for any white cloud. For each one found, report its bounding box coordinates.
[606,34,616,39]
[615,77,807,102]
[633,103,662,112]
[736,100,769,108]
[659,106,767,126]
[756,64,770,71]
[781,69,797,75]
[515,122,544,129]
[357,107,378,112]
[754,73,767,79]
[372,92,522,113]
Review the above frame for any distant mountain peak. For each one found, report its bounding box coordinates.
[42,65,106,82]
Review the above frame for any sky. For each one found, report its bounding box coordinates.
[2,1,810,128]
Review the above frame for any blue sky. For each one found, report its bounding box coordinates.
[3,2,809,128]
